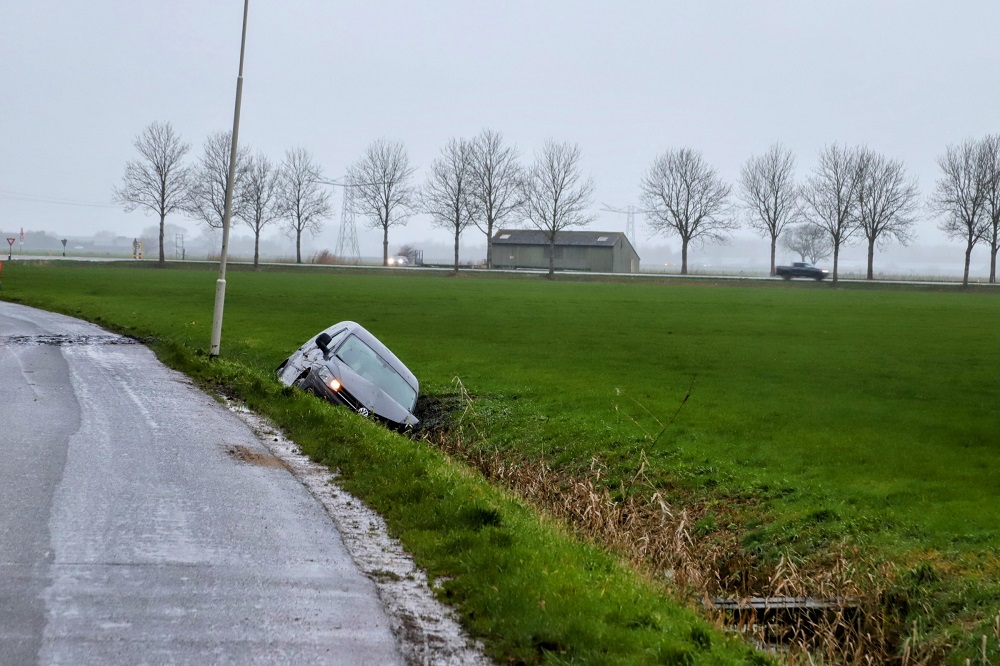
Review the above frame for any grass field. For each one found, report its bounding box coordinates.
[3,260,998,663]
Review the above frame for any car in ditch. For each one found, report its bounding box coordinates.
[275,321,419,429]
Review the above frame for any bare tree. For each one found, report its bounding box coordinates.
[521,140,596,277]
[930,138,991,286]
[186,130,250,235]
[640,148,734,275]
[113,121,191,264]
[854,148,919,280]
[738,143,799,275]
[781,223,833,264]
[237,152,281,268]
[469,129,524,267]
[347,139,417,266]
[395,244,421,265]
[277,147,331,264]
[980,134,1000,283]
[799,144,862,284]
[422,138,478,272]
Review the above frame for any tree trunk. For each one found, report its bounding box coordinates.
[769,236,776,276]
[158,214,166,264]
[296,230,302,264]
[866,238,875,280]
[990,242,997,283]
[383,226,389,266]
[963,242,972,287]
[548,237,555,277]
[253,233,260,268]
[486,238,493,269]
[680,240,689,275]
[453,229,460,273]
[832,243,840,285]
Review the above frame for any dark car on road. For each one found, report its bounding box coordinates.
[276,321,419,429]
[775,262,828,280]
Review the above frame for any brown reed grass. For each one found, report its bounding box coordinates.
[418,377,957,664]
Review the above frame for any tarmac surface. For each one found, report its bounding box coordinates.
[0,302,408,664]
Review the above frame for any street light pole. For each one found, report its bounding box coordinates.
[210,0,249,358]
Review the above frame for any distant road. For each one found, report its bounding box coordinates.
[0,302,403,665]
[4,255,996,288]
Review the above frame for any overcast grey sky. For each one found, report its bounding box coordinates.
[2,1,998,272]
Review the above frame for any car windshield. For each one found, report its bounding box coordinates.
[335,334,416,411]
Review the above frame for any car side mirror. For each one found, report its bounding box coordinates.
[316,332,333,356]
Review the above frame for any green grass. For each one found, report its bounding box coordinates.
[3,260,998,663]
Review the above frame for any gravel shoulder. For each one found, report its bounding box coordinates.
[225,401,491,666]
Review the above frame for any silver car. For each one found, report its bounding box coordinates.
[276,321,419,429]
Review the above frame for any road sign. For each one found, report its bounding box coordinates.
[6,237,14,260]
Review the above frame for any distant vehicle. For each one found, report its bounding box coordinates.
[275,321,419,429]
[387,255,409,266]
[775,262,828,280]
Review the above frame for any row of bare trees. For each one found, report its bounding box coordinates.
[643,139,1000,285]
[114,121,331,266]
[931,135,1000,285]
[637,144,918,283]
[347,131,593,276]
[116,121,1000,284]
[412,137,985,282]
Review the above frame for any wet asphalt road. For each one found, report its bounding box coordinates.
[0,302,404,665]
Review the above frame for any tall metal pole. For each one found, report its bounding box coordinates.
[210,0,249,358]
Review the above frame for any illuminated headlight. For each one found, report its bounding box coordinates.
[316,367,341,392]
[387,257,395,265]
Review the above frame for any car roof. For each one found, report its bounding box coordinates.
[326,321,418,391]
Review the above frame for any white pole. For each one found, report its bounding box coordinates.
[210,0,249,358]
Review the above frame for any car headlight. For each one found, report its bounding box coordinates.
[315,366,341,392]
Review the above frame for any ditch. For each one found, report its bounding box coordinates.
[411,385,993,665]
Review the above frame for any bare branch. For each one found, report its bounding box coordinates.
[236,152,282,267]
[113,121,191,263]
[421,138,477,272]
[781,223,833,264]
[738,143,798,275]
[640,148,734,275]
[186,131,251,235]
[979,134,1000,283]
[798,143,863,283]
[468,129,525,267]
[521,140,596,276]
[278,147,331,264]
[854,148,919,279]
[930,138,991,286]
[347,139,417,266]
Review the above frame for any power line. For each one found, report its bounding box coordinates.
[601,203,651,247]
[0,190,117,209]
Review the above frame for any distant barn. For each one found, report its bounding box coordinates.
[491,230,640,274]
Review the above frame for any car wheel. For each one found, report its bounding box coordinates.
[357,406,371,418]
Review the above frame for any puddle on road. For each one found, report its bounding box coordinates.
[0,334,140,347]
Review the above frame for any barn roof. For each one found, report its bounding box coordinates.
[492,229,630,248]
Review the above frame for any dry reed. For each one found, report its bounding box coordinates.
[421,378,950,664]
